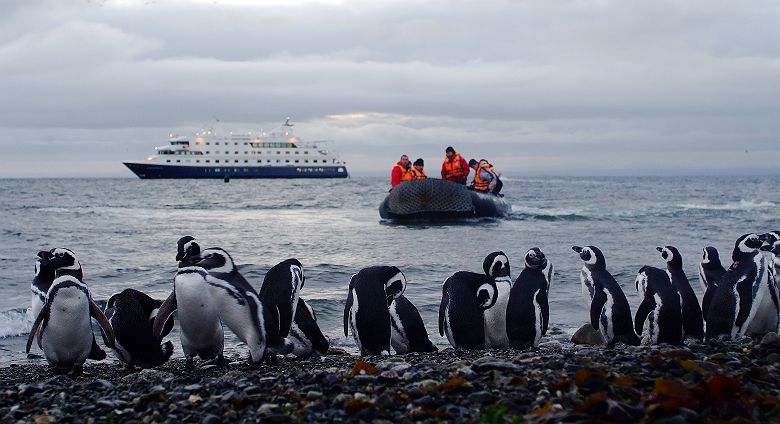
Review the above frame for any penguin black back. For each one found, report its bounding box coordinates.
[439,271,498,350]
[344,266,406,355]
[290,297,329,358]
[659,246,703,340]
[390,294,437,353]
[506,248,552,349]
[105,289,174,369]
[259,258,305,338]
[699,246,726,321]
[634,266,684,345]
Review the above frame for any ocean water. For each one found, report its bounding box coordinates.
[0,176,777,365]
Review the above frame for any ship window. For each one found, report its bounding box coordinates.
[205,151,210,154]
[285,151,290,155]
[304,160,309,163]
[234,142,238,146]
[166,159,171,163]
[295,151,299,154]
[267,160,271,163]
[285,159,290,163]
[234,160,239,163]
[215,160,220,163]
[244,160,248,163]
[196,160,200,163]
[313,159,317,163]
[276,151,281,154]
[205,160,210,163]
[276,160,280,163]
[215,142,219,145]
[235,151,239,155]
[304,151,308,154]
[176,160,181,163]
[294,160,299,163]
[206,142,210,145]
[244,151,248,155]
[257,160,261,163]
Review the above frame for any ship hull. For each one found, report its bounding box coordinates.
[124,162,349,179]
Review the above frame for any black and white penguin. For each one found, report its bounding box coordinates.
[176,235,201,267]
[389,294,438,354]
[195,248,292,364]
[482,251,512,348]
[26,255,115,373]
[706,233,774,339]
[104,288,174,369]
[634,266,684,345]
[288,298,329,359]
[506,248,553,349]
[657,246,704,340]
[439,271,498,350]
[572,246,639,347]
[698,246,726,321]
[759,231,780,246]
[258,258,305,339]
[31,251,55,319]
[344,266,406,356]
[761,241,780,313]
[154,265,225,369]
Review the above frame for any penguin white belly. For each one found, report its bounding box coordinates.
[532,289,543,347]
[443,304,457,348]
[348,290,362,352]
[746,258,778,335]
[389,302,410,354]
[208,283,266,360]
[175,281,223,357]
[581,268,594,308]
[646,294,662,344]
[40,289,93,366]
[31,291,46,320]
[484,279,511,348]
[289,323,313,357]
[600,292,616,343]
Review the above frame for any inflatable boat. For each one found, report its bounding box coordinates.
[379,179,511,221]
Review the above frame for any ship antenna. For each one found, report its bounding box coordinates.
[285,117,294,127]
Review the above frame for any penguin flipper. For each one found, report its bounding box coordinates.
[590,289,607,330]
[538,290,550,336]
[87,336,107,360]
[634,295,656,336]
[438,289,448,337]
[153,292,177,340]
[701,286,715,320]
[26,306,47,354]
[90,299,115,348]
[735,277,755,330]
[343,289,353,338]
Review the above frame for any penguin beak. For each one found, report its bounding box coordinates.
[655,247,663,253]
[572,246,583,253]
[175,252,185,261]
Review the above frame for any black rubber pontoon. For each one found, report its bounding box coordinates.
[379,179,511,220]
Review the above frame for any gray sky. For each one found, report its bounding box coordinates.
[0,0,778,177]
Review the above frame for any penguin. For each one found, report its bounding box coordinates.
[343,266,406,356]
[195,248,292,364]
[438,271,498,350]
[176,235,201,267]
[31,251,55,319]
[104,288,175,369]
[572,246,639,347]
[658,246,704,340]
[506,247,553,349]
[389,294,438,354]
[698,246,726,321]
[761,240,780,310]
[482,251,512,348]
[759,231,780,246]
[153,265,225,369]
[26,262,115,374]
[258,258,305,338]
[705,233,773,340]
[288,297,329,359]
[745,233,779,337]
[634,266,684,345]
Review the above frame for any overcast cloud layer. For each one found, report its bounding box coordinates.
[0,0,778,177]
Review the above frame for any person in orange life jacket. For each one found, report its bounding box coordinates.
[391,155,413,188]
[441,146,469,185]
[411,158,427,179]
[468,158,503,195]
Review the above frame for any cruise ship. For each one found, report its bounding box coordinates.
[123,119,349,179]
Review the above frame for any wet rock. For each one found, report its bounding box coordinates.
[571,324,605,345]
[762,332,780,346]
[472,357,522,373]
[468,391,495,404]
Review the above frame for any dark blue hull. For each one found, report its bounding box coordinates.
[124,162,349,179]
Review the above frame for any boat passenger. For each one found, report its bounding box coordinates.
[391,155,413,188]
[469,159,503,195]
[441,146,469,185]
[411,158,427,180]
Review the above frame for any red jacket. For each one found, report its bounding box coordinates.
[441,154,469,184]
[391,162,405,187]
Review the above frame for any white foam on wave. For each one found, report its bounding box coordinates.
[0,309,33,338]
[679,199,776,211]
[511,205,588,217]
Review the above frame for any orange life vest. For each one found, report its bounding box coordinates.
[411,168,427,179]
[472,161,493,191]
[442,153,467,179]
[401,168,415,181]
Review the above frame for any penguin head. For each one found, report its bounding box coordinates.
[760,241,780,256]
[476,281,498,310]
[734,233,762,255]
[47,248,82,273]
[176,236,201,265]
[381,267,406,307]
[524,247,548,270]
[572,245,605,269]
[196,248,236,274]
[35,250,54,276]
[701,246,722,267]
[759,232,780,249]
[483,251,510,278]
[657,246,683,269]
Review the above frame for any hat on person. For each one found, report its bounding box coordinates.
[445,146,455,154]
[468,159,477,167]
[413,158,424,166]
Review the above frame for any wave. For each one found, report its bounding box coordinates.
[509,205,597,221]
[0,309,32,339]
[678,199,776,211]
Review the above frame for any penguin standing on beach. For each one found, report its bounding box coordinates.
[482,251,512,348]
[706,233,773,339]
[288,298,329,359]
[761,240,780,314]
[439,271,498,350]
[634,266,684,345]
[258,258,305,339]
[176,235,201,267]
[572,246,640,347]
[154,264,225,369]
[344,266,406,355]
[698,246,726,321]
[658,246,704,340]
[26,249,115,373]
[195,248,292,364]
[104,288,174,369]
[506,248,553,349]
[31,251,55,319]
[390,294,438,354]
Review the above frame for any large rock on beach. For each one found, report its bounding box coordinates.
[571,323,606,345]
